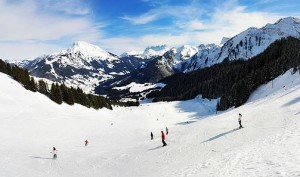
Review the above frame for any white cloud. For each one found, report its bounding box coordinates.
[121,14,158,25]
[98,33,194,55]
[184,20,205,31]
[0,41,63,60]
[139,34,190,46]
[1,0,299,61]
[41,0,90,15]
[195,1,282,43]
[99,0,285,54]
[140,0,170,7]
[0,0,99,41]
[0,0,103,60]
[121,4,205,25]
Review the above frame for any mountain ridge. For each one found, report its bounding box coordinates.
[17,17,300,94]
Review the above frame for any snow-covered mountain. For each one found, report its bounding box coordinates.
[68,41,119,61]
[19,41,144,93]
[121,45,170,59]
[174,45,199,61]
[121,44,197,63]
[183,17,300,72]
[96,54,175,94]
[143,45,170,57]
[104,45,199,87]
[120,17,300,77]
[120,50,144,58]
[220,37,230,45]
[136,45,199,72]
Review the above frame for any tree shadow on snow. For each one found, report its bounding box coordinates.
[174,99,217,125]
[201,128,239,143]
[176,120,197,125]
[282,97,300,107]
[29,156,53,160]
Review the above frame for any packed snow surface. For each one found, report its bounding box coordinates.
[0,70,300,177]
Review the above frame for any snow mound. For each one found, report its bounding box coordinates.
[113,82,166,93]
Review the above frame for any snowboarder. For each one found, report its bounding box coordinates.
[238,113,243,129]
[151,132,153,140]
[166,127,169,135]
[161,131,167,146]
[51,147,57,159]
[85,139,89,146]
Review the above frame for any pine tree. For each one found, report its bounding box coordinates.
[60,84,75,105]
[37,80,48,94]
[50,83,63,104]
[29,77,37,92]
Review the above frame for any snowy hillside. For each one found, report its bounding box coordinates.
[1,69,300,176]
[183,17,300,72]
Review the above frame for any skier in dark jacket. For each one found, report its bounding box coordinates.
[150,132,153,140]
[161,131,167,146]
[85,139,89,146]
[238,113,243,129]
[166,127,169,135]
[51,147,57,159]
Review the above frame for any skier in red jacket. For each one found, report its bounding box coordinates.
[161,131,167,146]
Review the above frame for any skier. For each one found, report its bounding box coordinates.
[51,147,57,159]
[150,132,153,140]
[238,113,243,129]
[85,139,89,146]
[161,131,167,146]
[166,127,169,135]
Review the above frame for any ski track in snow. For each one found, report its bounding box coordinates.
[0,71,300,177]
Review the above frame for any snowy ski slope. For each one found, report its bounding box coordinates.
[0,70,300,177]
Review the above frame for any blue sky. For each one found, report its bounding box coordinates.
[0,0,300,60]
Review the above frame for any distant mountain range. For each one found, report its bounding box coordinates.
[16,17,300,94]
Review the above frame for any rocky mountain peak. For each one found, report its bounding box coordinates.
[66,41,118,60]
